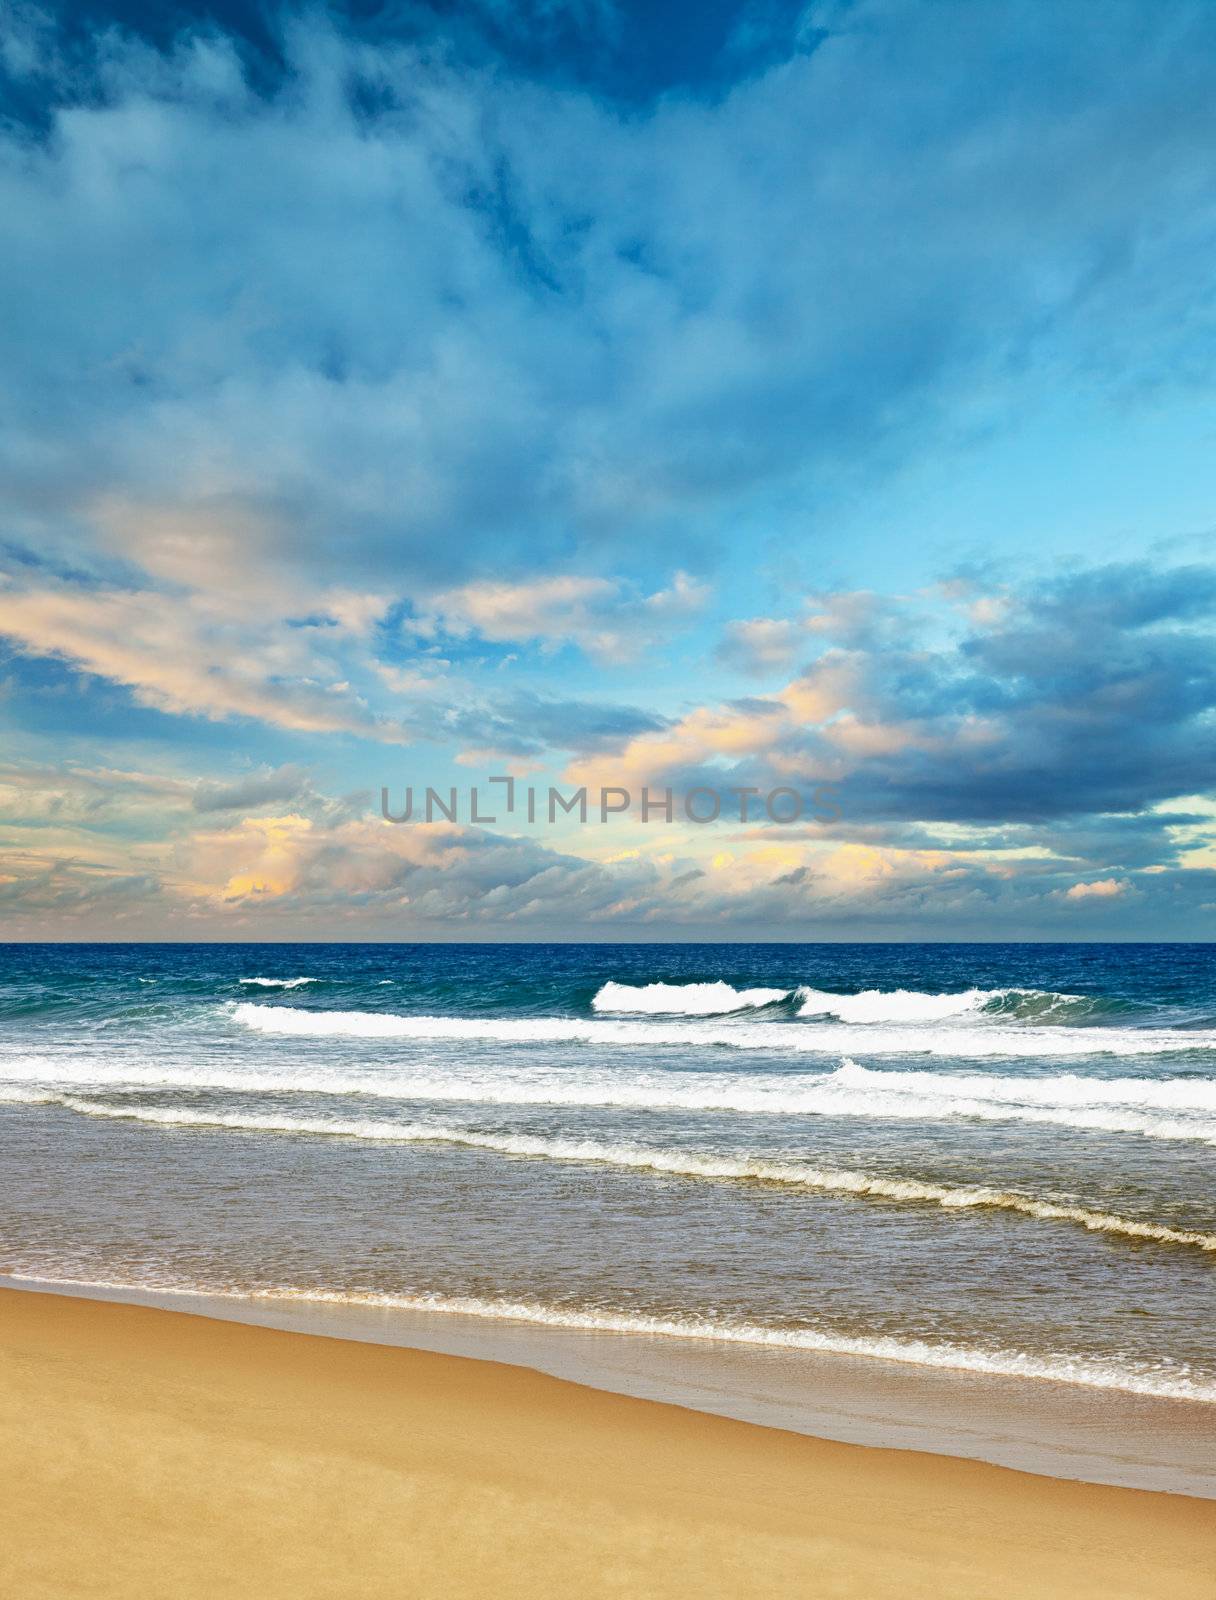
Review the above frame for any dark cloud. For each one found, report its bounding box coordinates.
[614,562,1216,861]
[191,764,313,812]
[0,856,164,920]
[808,563,1216,827]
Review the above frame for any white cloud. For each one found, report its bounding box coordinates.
[715,617,804,675]
[422,571,707,661]
[0,580,410,737]
[717,592,917,676]
[1064,878,1127,900]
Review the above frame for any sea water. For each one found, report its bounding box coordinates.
[2,942,1214,1432]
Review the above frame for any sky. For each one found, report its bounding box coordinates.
[2,0,1216,940]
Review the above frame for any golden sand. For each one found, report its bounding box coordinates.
[0,1286,1211,1598]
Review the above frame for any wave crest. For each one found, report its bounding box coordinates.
[230,1000,1216,1061]
[796,987,998,1023]
[593,980,789,1014]
[238,977,319,989]
[594,983,1109,1025]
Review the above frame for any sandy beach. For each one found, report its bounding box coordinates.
[1,1286,1212,1599]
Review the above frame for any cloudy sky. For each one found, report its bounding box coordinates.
[3,0,1216,939]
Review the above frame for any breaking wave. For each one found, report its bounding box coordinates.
[795,987,999,1022]
[230,1000,1216,1060]
[592,980,789,1014]
[4,1053,1215,1142]
[595,983,1125,1026]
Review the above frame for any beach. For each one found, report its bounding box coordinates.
[1,1286,1213,1599]
[7,1,1216,1588]
[3,943,1215,1592]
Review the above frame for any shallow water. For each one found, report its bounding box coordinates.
[2,942,1214,1408]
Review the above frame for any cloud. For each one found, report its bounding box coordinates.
[715,617,805,676]
[3,8,1216,936]
[175,811,662,924]
[0,855,165,924]
[481,692,668,754]
[716,591,915,676]
[190,765,315,812]
[0,762,194,838]
[0,580,413,738]
[1064,878,1126,901]
[159,812,1212,935]
[0,576,668,757]
[4,4,1216,616]
[421,570,707,662]
[574,563,1216,852]
[1,761,1214,937]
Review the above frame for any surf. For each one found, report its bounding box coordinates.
[5,1052,1216,1142]
[592,980,790,1014]
[230,1000,1216,1060]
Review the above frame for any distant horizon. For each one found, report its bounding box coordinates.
[3,937,1213,948]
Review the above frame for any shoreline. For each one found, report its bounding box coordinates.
[7,1272,1215,1498]
[2,1285,1214,1599]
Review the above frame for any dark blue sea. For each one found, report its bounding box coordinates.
[2,942,1214,1403]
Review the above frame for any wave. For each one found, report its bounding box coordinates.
[238,977,319,989]
[596,984,1115,1025]
[593,980,789,1014]
[3,1054,1215,1142]
[831,1059,1216,1113]
[11,1271,1215,1403]
[983,990,1137,1023]
[230,1001,1216,1060]
[38,1094,1216,1252]
[792,987,1112,1024]
[795,987,999,1023]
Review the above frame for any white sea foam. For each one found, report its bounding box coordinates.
[230,1000,1216,1060]
[3,1052,1215,1142]
[39,1095,1216,1252]
[828,1058,1216,1113]
[10,1271,1215,1403]
[238,977,318,989]
[795,987,1000,1023]
[595,983,1090,1024]
[593,980,789,1014]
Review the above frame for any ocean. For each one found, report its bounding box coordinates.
[2,941,1214,1438]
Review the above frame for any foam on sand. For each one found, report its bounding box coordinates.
[11,1271,1216,1403]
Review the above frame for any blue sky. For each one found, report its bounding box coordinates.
[2,0,1216,938]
